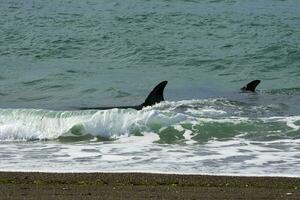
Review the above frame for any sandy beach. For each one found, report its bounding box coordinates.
[0,172,299,199]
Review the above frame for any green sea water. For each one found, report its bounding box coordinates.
[0,0,299,175]
[1,0,299,108]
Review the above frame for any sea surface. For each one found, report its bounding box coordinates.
[0,0,300,176]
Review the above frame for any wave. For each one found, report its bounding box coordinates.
[0,99,299,142]
[264,87,300,95]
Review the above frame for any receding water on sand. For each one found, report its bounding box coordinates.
[0,99,299,176]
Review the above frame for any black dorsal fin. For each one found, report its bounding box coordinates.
[142,81,168,107]
[241,80,261,92]
[78,81,168,111]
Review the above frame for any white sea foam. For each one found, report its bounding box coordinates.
[0,138,299,176]
[0,99,299,141]
[0,100,300,176]
[266,116,300,131]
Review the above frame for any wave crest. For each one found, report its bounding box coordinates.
[0,99,299,142]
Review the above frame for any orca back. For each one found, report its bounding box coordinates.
[79,81,168,110]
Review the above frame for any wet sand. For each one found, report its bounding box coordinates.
[0,172,299,199]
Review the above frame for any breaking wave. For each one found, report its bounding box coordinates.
[0,99,299,143]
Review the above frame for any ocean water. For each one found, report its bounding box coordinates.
[0,0,300,176]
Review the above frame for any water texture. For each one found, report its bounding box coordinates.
[0,0,299,175]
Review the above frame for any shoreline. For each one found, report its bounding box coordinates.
[1,172,299,199]
[2,170,300,178]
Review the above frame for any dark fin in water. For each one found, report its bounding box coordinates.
[78,81,168,110]
[241,80,261,92]
[141,81,168,108]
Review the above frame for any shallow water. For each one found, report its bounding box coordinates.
[0,0,300,175]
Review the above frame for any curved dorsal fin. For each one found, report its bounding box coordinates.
[241,80,261,92]
[142,81,168,107]
[78,81,168,110]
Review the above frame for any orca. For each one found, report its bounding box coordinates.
[79,81,168,110]
[241,80,261,92]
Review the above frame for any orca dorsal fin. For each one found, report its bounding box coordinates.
[241,80,261,92]
[142,81,168,107]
